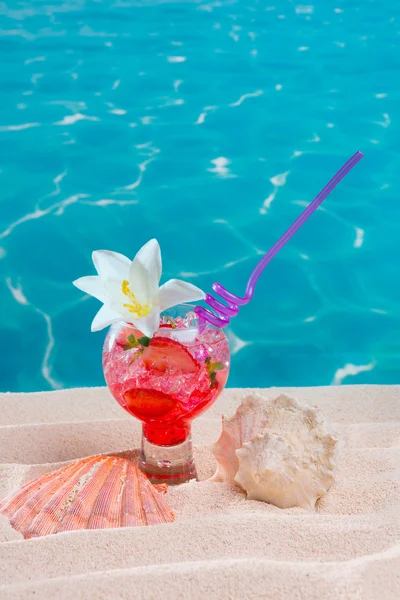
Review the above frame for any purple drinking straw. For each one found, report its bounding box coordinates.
[194,150,364,328]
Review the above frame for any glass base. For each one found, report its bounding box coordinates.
[139,433,197,485]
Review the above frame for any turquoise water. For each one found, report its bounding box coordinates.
[1,1,399,392]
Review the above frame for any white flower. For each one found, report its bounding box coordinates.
[73,239,205,338]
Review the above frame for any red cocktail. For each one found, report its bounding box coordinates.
[103,305,230,483]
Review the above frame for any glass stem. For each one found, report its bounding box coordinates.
[139,428,197,485]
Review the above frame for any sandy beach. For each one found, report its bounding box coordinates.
[0,385,399,599]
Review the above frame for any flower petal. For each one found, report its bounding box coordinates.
[100,278,150,330]
[73,276,107,302]
[92,250,130,280]
[128,260,152,305]
[134,239,162,283]
[129,239,161,304]
[91,305,122,332]
[158,279,205,312]
[131,307,160,338]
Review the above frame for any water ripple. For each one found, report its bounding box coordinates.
[5,278,61,390]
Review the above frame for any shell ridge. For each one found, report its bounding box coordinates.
[136,468,174,526]
[24,456,104,538]
[55,457,116,533]
[0,459,84,517]
[121,462,143,527]
[86,459,126,529]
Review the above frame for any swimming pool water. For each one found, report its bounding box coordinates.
[1,0,399,392]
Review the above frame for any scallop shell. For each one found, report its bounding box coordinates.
[210,393,339,510]
[0,454,174,539]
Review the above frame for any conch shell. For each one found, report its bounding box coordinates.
[0,454,174,539]
[211,393,339,510]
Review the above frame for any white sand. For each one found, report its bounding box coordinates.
[0,385,399,599]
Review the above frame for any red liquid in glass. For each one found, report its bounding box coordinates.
[103,322,230,446]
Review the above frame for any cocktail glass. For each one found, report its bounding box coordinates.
[103,304,230,484]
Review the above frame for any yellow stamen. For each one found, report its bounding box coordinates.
[121,280,151,318]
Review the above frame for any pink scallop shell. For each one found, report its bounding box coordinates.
[0,455,174,539]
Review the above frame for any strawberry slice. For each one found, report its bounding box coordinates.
[141,337,200,375]
[115,325,144,348]
[124,388,176,419]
